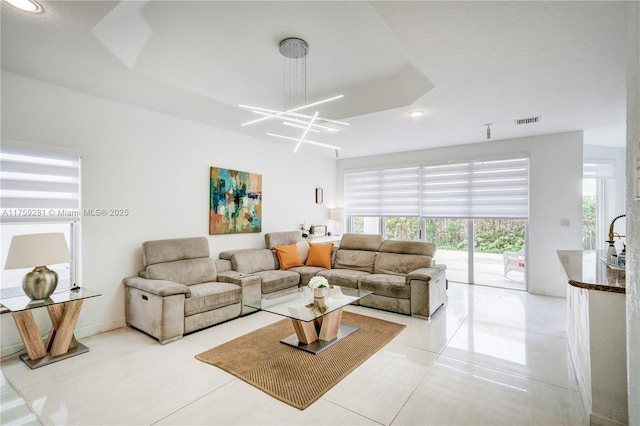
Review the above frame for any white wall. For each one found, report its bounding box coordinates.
[337,132,584,298]
[625,1,640,423]
[0,72,337,354]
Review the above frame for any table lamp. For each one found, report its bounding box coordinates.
[4,233,71,300]
[328,207,344,235]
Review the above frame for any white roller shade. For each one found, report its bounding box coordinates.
[344,166,420,217]
[1,147,81,220]
[583,162,615,178]
[421,157,529,218]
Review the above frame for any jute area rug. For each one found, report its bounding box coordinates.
[195,311,405,410]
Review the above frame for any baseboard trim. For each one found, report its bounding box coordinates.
[75,319,126,339]
[0,319,126,359]
[590,412,628,426]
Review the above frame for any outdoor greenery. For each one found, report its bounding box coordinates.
[425,218,525,253]
[583,196,596,250]
[425,218,467,250]
[349,194,598,253]
[384,217,420,241]
[352,217,365,234]
[350,217,526,253]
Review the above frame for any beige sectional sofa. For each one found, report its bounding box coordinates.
[123,232,447,344]
[216,232,447,319]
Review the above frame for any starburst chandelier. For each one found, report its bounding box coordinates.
[239,38,347,156]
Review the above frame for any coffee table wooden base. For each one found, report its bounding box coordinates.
[282,307,358,354]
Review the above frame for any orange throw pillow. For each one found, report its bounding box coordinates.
[274,244,304,270]
[305,243,333,269]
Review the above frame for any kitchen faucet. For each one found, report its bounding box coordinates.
[608,214,626,242]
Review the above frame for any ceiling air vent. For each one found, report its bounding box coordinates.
[515,116,540,125]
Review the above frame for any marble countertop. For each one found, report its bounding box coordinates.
[557,250,626,294]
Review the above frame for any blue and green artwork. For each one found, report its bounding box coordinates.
[209,167,262,235]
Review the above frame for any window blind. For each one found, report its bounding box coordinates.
[344,166,420,216]
[0,147,81,220]
[421,157,529,218]
[583,162,615,179]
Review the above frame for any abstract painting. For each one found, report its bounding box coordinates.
[209,167,262,235]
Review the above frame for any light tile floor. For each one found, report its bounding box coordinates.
[0,283,587,425]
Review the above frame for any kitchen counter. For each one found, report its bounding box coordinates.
[557,250,625,293]
[558,249,628,426]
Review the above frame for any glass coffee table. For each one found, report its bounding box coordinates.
[245,285,372,354]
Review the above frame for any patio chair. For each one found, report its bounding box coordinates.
[503,248,525,276]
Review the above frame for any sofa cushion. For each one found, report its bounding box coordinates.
[254,270,300,294]
[274,244,304,270]
[142,237,209,266]
[378,240,436,256]
[184,282,242,316]
[359,294,411,316]
[374,253,432,276]
[359,274,410,299]
[288,265,327,285]
[218,248,257,261]
[305,243,333,269]
[231,249,275,274]
[145,258,217,285]
[317,269,369,289]
[265,231,302,249]
[338,234,382,251]
[334,249,377,273]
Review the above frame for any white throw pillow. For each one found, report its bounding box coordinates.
[296,239,310,263]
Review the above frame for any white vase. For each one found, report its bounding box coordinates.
[313,287,328,308]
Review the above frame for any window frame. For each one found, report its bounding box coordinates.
[0,145,82,296]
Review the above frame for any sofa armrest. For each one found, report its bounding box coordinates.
[217,270,261,287]
[123,276,191,298]
[406,265,446,284]
[407,265,447,319]
[216,270,262,316]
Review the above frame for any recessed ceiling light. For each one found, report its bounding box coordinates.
[408,110,424,118]
[2,0,43,13]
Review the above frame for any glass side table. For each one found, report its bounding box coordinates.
[0,288,101,369]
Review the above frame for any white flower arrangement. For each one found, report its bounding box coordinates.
[308,276,328,289]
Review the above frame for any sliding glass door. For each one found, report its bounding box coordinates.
[344,155,530,290]
[424,218,469,283]
[425,218,526,290]
[472,219,526,289]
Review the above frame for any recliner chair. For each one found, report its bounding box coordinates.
[123,237,243,344]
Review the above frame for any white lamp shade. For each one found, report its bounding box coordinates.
[4,233,71,270]
[329,208,344,220]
